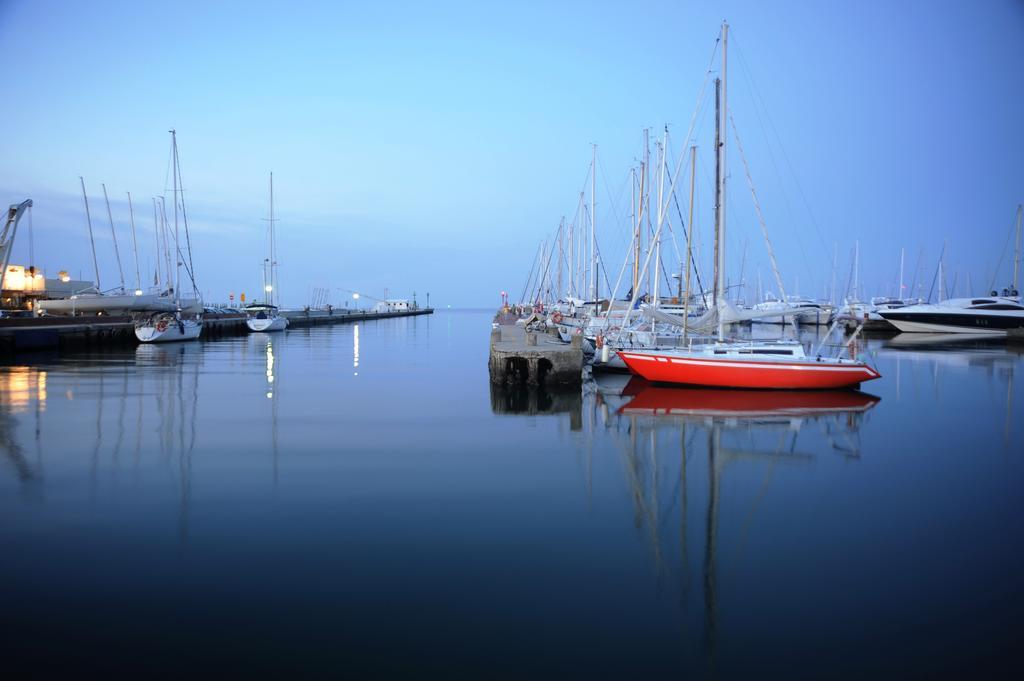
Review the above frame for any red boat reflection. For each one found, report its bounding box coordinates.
[618,377,880,418]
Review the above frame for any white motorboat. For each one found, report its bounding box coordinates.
[878,294,1024,334]
[750,296,828,324]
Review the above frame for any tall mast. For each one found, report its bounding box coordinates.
[654,129,667,307]
[80,177,101,290]
[152,197,162,289]
[716,21,729,340]
[102,183,126,292]
[682,145,697,342]
[631,166,638,299]
[171,130,180,306]
[898,247,905,300]
[641,129,649,297]
[567,218,574,298]
[268,171,277,306]
[712,76,723,338]
[831,242,837,304]
[1014,204,1022,292]
[557,217,564,300]
[127,192,141,293]
[590,143,597,310]
[854,240,859,301]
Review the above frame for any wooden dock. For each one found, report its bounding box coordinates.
[489,313,584,386]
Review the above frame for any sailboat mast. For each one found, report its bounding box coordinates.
[831,242,837,305]
[127,191,141,293]
[590,143,597,311]
[152,198,161,289]
[1014,204,1022,292]
[716,21,729,340]
[631,166,639,299]
[712,77,723,337]
[171,130,180,306]
[269,172,276,306]
[654,129,667,307]
[102,183,126,292]
[899,247,905,300]
[80,177,101,290]
[854,240,859,301]
[682,145,697,342]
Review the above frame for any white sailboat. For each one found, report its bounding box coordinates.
[135,130,203,343]
[247,172,288,332]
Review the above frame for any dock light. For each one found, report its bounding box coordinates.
[58,271,70,283]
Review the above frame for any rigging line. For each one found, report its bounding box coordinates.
[733,34,830,258]
[926,242,946,303]
[588,207,616,300]
[695,143,745,295]
[654,29,721,228]
[173,139,200,298]
[987,210,1019,292]
[518,241,542,305]
[665,155,707,300]
[729,49,818,296]
[597,151,630,248]
[841,244,855,302]
[729,110,787,302]
[27,204,34,267]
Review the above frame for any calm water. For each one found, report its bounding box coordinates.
[1,310,1021,677]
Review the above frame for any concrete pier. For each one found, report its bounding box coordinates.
[282,307,433,328]
[0,308,433,355]
[488,313,583,386]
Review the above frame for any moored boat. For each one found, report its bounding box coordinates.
[878,294,1023,334]
[618,340,880,390]
[135,130,204,344]
[246,303,288,332]
[134,311,202,342]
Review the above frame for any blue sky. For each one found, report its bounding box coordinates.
[1,0,1022,307]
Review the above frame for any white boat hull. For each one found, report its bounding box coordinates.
[884,318,1009,335]
[135,319,203,343]
[246,316,289,332]
[39,294,178,315]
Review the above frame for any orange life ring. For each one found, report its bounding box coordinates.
[156,320,168,332]
[552,311,563,324]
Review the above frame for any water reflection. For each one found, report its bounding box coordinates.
[254,334,281,482]
[489,382,582,429]
[0,366,47,484]
[353,323,359,375]
[586,374,882,671]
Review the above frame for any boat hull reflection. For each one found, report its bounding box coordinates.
[619,377,880,419]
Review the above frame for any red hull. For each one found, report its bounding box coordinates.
[618,351,881,390]
[619,378,880,416]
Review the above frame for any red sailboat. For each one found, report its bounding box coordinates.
[612,23,881,391]
[618,340,880,390]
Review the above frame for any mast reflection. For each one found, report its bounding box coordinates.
[593,375,881,670]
